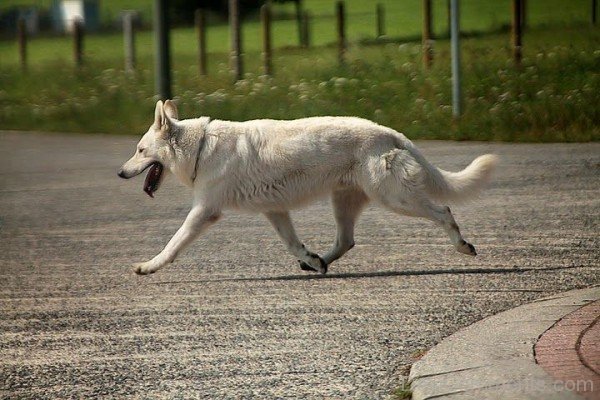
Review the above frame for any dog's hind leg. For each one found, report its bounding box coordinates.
[264,211,327,274]
[322,189,369,265]
[381,195,477,256]
[133,206,221,275]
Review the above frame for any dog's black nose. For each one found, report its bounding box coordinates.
[117,169,127,179]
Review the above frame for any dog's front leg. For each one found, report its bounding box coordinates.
[133,206,221,275]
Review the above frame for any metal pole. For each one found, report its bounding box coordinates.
[154,0,171,100]
[229,0,243,81]
[123,12,136,72]
[450,0,461,118]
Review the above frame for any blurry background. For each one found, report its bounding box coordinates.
[0,0,598,141]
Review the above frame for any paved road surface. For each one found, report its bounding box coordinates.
[0,131,598,399]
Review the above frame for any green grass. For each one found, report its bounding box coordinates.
[393,381,412,399]
[0,24,598,141]
[0,1,598,141]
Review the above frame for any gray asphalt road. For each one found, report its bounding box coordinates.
[0,131,598,399]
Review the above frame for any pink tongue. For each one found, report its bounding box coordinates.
[143,163,162,198]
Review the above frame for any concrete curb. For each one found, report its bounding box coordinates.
[408,286,600,400]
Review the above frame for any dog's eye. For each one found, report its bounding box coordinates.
[138,148,144,154]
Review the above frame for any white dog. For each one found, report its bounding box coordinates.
[118,100,498,275]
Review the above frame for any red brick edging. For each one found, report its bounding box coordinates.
[535,299,600,399]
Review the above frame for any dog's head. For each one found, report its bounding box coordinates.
[117,100,179,197]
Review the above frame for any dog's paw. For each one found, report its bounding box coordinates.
[298,254,328,274]
[299,260,317,272]
[132,261,158,275]
[457,240,477,256]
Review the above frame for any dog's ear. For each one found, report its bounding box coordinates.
[163,99,178,120]
[154,100,164,128]
[154,100,175,140]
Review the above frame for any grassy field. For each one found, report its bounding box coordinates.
[0,0,594,64]
[0,1,598,141]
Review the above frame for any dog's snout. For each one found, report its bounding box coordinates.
[117,169,127,179]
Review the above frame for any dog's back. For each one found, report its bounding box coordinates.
[201,116,403,210]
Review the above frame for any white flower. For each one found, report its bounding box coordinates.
[334,77,348,87]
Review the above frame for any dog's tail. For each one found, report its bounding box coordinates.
[421,154,499,203]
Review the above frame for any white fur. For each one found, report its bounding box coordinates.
[119,101,498,275]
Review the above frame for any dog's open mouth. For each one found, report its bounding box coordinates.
[143,162,163,198]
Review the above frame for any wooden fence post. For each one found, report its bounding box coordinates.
[123,12,136,72]
[195,9,207,75]
[302,11,311,48]
[376,3,385,38]
[336,1,346,65]
[520,0,527,31]
[229,0,243,81]
[73,19,84,67]
[450,0,461,118]
[17,18,27,71]
[593,0,598,25]
[512,0,523,66]
[447,0,451,38]
[422,0,433,68]
[295,0,303,47]
[261,4,272,76]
